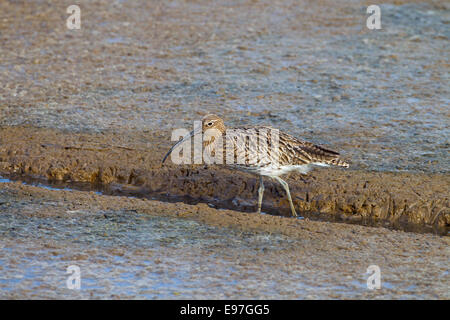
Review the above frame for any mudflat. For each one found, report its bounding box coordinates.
[0,0,448,299]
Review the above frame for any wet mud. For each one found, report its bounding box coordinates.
[0,126,448,234]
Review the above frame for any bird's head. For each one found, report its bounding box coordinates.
[161,114,226,164]
[201,114,226,134]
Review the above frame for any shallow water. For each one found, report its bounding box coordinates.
[1,178,449,299]
[0,205,421,299]
[0,209,326,299]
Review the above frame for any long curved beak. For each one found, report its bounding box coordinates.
[162,128,199,164]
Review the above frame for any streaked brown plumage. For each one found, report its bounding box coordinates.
[162,114,349,217]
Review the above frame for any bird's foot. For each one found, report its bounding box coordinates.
[290,207,298,217]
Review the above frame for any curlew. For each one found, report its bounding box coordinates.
[162,114,349,217]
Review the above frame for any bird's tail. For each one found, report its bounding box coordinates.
[326,157,350,168]
[298,143,350,168]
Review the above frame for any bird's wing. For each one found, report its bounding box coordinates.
[278,130,349,167]
[225,126,348,168]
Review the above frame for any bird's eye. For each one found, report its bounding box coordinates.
[207,122,213,126]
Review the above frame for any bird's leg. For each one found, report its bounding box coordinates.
[257,175,264,214]
[272,176,297,217]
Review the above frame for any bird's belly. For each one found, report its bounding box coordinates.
[229,164,316,176]
[259,165,313,176]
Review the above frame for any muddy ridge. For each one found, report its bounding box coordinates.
[0,126,448,235]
